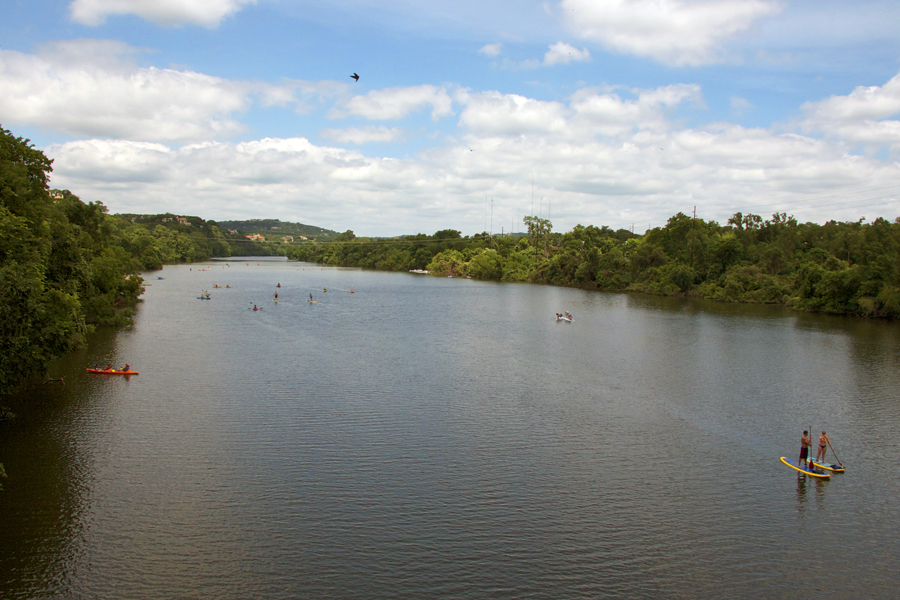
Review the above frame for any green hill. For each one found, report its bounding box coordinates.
[214,218,338,241]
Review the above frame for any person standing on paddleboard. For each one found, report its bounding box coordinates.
[816,431,830,462]
[799,430,811,467]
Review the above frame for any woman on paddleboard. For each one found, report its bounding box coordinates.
[816,431,830,462]
[799,430,811,467]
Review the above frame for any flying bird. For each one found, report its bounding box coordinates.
[351,73,359,81]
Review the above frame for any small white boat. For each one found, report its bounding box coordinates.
[556,315,572,322]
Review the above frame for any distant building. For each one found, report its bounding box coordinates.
[281,236,293,243]
[245,234,265,241]
[161,217,173,223]
[175,217,190,226]
[227,229,239,235]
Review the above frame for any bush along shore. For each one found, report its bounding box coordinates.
[289,212,900,321]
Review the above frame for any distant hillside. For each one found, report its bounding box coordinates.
[214,219,338,241]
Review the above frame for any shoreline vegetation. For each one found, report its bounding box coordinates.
[287,214,900,324]
[2,124,899,395]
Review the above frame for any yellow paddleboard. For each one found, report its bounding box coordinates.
[780,457,830,478]
[810,458,844,473]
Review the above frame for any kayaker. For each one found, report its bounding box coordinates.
[798,430,811,467]
[123,363,130,372]
[104,365,112,371]
[274,291,278,299]
[816,431,830,462]
[309,293,313,301]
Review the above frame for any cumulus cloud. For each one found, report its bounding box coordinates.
[479,43,503,56]
[321,126,404,144]
[69,0,257,28]
[331,85,455,121]
[544,42,591,66]
[45,102,900,236]
[0,41,251,142]
[799,72,900,151]
[458,92,570,137]
[19,54,898,235]
[569,83,702,136]
[46,136,460,232]
[560,0,782,66]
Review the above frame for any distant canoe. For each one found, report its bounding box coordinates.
[86,368,138,375]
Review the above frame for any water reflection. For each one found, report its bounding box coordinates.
[2,264,900,599]
[795,473,830,517]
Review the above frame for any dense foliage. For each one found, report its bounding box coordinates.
[289,213,900,319]
[116,213,252,264]
[1,128,145,395]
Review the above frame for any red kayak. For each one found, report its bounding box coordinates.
[86,368,139,375]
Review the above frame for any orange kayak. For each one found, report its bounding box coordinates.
[86,368,139,375]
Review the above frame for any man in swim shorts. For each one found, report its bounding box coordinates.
[816,431,830,462]
[799,430,810,467]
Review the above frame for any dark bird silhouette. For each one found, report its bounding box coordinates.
[351,73,359,81]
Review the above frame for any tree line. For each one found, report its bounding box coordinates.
[288,212,900,320]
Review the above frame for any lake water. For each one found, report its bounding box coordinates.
[2,258,899,599]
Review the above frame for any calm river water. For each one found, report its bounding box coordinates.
[2,258,899,599]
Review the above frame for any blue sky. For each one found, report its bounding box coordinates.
[2,0,900,236]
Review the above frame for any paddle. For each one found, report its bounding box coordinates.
[806,424,819,473]
[827,438,844,468]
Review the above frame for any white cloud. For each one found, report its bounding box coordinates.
[0,41,251,142]
[799,73,900,151]
[560,0,782,66]
[69,0,257,28]
[17,50,898,236]
[458,92,570,137]
[331,85,454,121]
[570,84,702,136]
[44,107,900,236]
[544,42,591,66]
[321,126,404,144]
[479,43,503,57]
